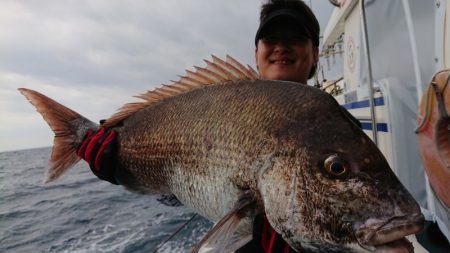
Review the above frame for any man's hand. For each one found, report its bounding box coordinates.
[77,127,118,184]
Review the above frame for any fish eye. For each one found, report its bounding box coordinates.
[323,154,348,178]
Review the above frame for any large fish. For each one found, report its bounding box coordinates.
[20,55,424,253]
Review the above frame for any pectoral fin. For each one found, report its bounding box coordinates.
[190,191,255,253]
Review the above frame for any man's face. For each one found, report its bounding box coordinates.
[255,20,318,84]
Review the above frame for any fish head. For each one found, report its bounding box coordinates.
[257,93,424,252]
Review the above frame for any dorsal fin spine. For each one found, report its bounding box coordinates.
[194,66,223,83]
[178,75,204,86]
[204,60,231,81]
[211,55,241,79]
[226,55,258,80]
[186,69,214,84]
[247,65,259,79]
[161,84,183,92]
[171,79,202,89]
[165,83,191,92]
[153,88,174,97]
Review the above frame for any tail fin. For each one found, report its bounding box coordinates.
[18,88,98,183]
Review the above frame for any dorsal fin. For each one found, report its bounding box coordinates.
[102,55,259,127]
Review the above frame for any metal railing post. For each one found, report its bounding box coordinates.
[360,0,378,145]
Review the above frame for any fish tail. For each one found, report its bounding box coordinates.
[18,88,99,183]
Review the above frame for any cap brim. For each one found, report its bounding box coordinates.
[255,9,312,45]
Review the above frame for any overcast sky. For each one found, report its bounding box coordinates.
[0,0,334,152]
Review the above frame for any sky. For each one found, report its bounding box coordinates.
[0,0,334,152]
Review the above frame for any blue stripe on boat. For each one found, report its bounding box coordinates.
[360,122,388,132]
[342,97,385,110]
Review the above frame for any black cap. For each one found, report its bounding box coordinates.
[255,8,319,46]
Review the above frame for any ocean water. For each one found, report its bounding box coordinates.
[0,147,213,253]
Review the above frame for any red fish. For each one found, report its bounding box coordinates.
[20,55,423,252]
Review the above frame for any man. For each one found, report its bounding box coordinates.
[255,0,319,84]
[236,1,320,252]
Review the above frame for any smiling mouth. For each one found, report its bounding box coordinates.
[270,59,295,65]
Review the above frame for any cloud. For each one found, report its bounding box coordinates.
[0,0,333,152]
[0,72,139,151]
[0,1,260,87]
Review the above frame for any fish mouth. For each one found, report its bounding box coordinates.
[354,213,424,251]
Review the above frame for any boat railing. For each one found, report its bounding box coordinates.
[322,77,344,96]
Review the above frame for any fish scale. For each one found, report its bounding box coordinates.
[116,81,300,220]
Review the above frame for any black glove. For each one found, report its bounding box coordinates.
[77,127,119,185]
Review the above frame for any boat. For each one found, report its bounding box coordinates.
[319,0,450,251]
